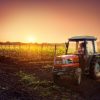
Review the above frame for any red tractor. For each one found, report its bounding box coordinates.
[52,36,100,85]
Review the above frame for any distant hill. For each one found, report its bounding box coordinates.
[0,42,64,46]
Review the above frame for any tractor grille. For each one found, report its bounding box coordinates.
[53,66,77,73]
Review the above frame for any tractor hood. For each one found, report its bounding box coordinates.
[57,55,78,59]
[55,55,79,65]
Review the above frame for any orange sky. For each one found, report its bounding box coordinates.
[0,0,100,43]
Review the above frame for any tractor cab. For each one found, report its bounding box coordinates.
[53,36,100,85]
[66,36,96,55]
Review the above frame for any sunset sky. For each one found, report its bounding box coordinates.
[0,0,100,43]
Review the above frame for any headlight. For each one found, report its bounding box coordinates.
[56,59,73,64]
[62,59,73,64]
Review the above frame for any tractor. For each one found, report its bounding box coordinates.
[52,36,100,85]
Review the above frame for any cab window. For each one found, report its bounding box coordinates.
[86,41,94,54]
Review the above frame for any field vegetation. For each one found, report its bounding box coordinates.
[0,42,100,100]
[0,43,65,63]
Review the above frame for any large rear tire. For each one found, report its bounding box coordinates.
[90,58,100,79]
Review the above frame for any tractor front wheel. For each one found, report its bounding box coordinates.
[75,68,82,85]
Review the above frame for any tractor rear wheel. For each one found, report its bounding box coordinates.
[90,59,100,79]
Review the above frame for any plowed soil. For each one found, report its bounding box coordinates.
[0,57,100,100]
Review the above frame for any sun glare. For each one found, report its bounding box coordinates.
[27,36,36,43]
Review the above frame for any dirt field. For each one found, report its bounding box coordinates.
[0,57,100,100]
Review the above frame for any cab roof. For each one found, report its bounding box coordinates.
[69,36,97,41]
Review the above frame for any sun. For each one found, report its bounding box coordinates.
[27,36,36,43]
